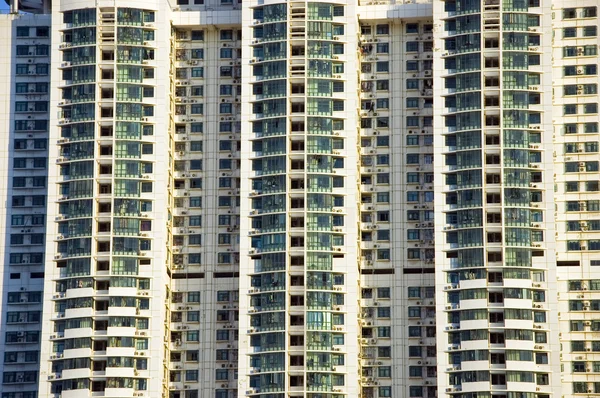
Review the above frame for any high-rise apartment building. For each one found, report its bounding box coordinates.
[0,12,51,398]
[433,0,562,396]
[0,0,599,397]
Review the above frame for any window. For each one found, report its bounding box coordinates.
[219,159,232,169]
[217,291,230,302]
[376,98,389,109]
[584,103,598,114]
[191,67,204,78]
[564,66,577,76]
[36,64,48,75]
[187,292,200,302]
[191,49,204,60]
[406,98,419,108]
[190,123,203,133]
[407,116,420,127]
[216,349,229,361]
[406,23,419,33]
[564,85,578,96]
[35,26,50,37]
[191,30,204,41]
[190,141,203,152]
[378,327,391,338]
[585,64,598,75]
[408,346,423,359]
[218,253,231,264]
[215,369,228,380]
[563,27,577,38]
[586,123,599,133]
[376,43,389,54]
[220,103,232,114]
[584,26,598,37]
[377,249,390,260]
[189,197,202,207]
[190,86,203,97]
[185,370,199,381]
[375,60,390,73]
[406,154,420,164]
[186,330,199,342]
[378,346,391,358]
[406,41,419,52]
[16,45,30,56]
[143,87,154,98]
[220,85,233,96]
[219,140,232,151]
[407,79,419,90]
[583,7,597,18]
[376,24,389,35]
[409,366,422,377]
[220,30,233,40]
[219,122,232,132]
[377,192,389,203]
[408,307,421,318]
[189,216,202,227]
[563,8,576,19]
[189,235,201,245]
[406,60,419,71]
[191,104,203,114]
[16,64,28,75]
[566,181,579,192]
[376,136,389,146]
[10,235,24,245]
[564,104,577,115]
[186,350,199,362]
[216,330,229,341]
[407,192,419,202]
[16,27,29,37]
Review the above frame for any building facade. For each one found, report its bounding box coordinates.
[0,12,51,398]
[0,0,598,397]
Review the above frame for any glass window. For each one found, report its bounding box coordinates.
[190,141,203,152]
[583,7,597,18]
[407,79,419,90]
[563,27,577,38]
[191,104,203,115]
[584,103,598,114]
[191,49,204,59]
[406,98,419,108]
[406,23,419,33]
[376,24,389,35]
[187,292,200,302]
[376,43,389,53]
[564,104,577,115]
[16,27,30,37]
[220,30,233,40]
[584,26,597,37]
[220,103,232,114]
[563,8,576,19]
[406,41,419,52]
[191,67,204,78]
